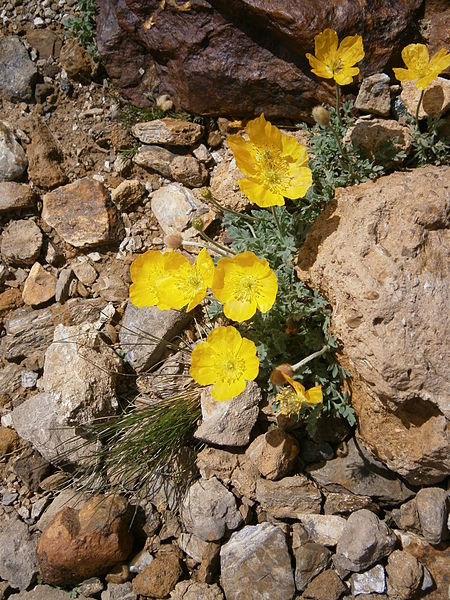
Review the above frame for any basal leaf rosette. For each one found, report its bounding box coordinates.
[306,28,364,85]
[190,326,259,401]
[212,251,278,322]
[227,113,312,208]
[393,43,450,90]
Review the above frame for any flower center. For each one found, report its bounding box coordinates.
[219,354,246,385]
[234,273,258,302]
[276,386,306,417]
[254,146,290,193]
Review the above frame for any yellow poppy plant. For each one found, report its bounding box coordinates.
[227,113,312,208]
[306,28,364,85]
[276,373,323,417]
[212,251,278,322]
[393,44,450,90]
[190,326,259,401]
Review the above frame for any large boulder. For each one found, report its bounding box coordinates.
[97,0,422,119]
[296,166,450,486]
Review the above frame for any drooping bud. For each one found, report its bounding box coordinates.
[164,233,183,249]
[312,106,330,127]
[270,363,294,386]
[201,188,212,199]
[192,217,204,232]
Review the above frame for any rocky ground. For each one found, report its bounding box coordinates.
[0,1,449,600]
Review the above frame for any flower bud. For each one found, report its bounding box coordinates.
[312,106,330,127]
[164,233,183,249]
[201,188,212,199]
[270,363,294,386]
[192,217,204,232]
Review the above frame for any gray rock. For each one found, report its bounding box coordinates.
[351,564,386,595]
[12,448,52,491]
[355,73,391,117]
[415,487,449,544]
[170,155,208,187]
[170,581,224,600]
[133,144,177,178]
[335,510,397,572]
[293,514,346,546]
[151,182,205,235]
[255,474,322,518]
[307,437,414,505]
[181,477,243,542]
[55,268,74,303]
[177,532,210,564]
[74,577,105,597]
[0,517,38,590]
[132,119,204,146]
[386,550,423,599]
[391,497,420,533]
[101,582,137,600]
[0,36,38,102]
[9,585,90,600]
[0,121,28,182]
[194,381,260,447]
[293,541,332,591]
[0,362,23,407]
[220,523,295,600]
[0,182,35,213]
[119,301,191,372]
[324,492,378,516]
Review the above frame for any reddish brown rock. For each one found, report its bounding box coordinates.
[22,263,57,307]
[132,547,181,598]
[245,428,299,480]
[59,39,96,80]
[97,0,422,119]
[0,287,23,320]
[26,121,67,189]
[37,495,133,585]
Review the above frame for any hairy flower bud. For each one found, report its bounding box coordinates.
[164,233,183,249]
[192,217,204,232]
[312,106,330,127]
[270,363,294,386]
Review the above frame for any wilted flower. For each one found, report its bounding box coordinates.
[227,113,312,208]
[393,44,450,90]
[270,363,294,386]
[190,326,259,401]
[306,28,364,85]
[129,249,173,309]
[312,105,331,127]
[276,374,323,417]
[212,251,278,322]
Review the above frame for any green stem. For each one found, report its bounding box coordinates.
[335,83,342,128]
[202,190,261,223]
[291,345,328,372]
[271,206,284,241]
[197,230,235,256]
[415,89,425,128]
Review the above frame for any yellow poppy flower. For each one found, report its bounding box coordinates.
[306,28,364,85]
[393,44,450,90]
[212,251,278,322]
[276,374,323,417]
[190,326,259,401]
[227,113,312,208]
[156,247,214,311]
[129,249,172,309]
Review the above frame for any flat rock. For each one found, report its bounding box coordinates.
[296,166,450,485]
[0,182,35,213]
[101,582,137,600]
[256,474,322,518]
[293,541,331,591]
[42,177,121,248]
[111,179,145,211]
[386,550,423,600]
[294,514,347,546]
[169,155,208,187]
[0,121,28,182]
[132,547,181,598]
[26,121,67,189]
[151,182,206,235]
[194,381,260,447]
[415,487,449,545]
[355,73,391,117]
[133,144,177,177]
[132,119,204,146]
[22,263,57,306]
[9,585,90,600]
[245,427,298,479]
[0,36,38,102]
[302,569,347,600]
[401,77,450,119]
[220,522,295,600]
[0,517,38,590]
[1,219,43,267]
[170,581,224,600]
[351,564,386,595]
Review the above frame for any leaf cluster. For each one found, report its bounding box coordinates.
[64,0,99,60]
[409,116,450,166]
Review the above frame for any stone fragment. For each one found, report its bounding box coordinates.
[303,569,347,600]
[0,287,23,320]
[386,550,423,599]
[111,179,145,211]
[194,381,260,447]
[256,475,322,518]
[296,166,450,485]
[193,143,212,163]
[92,258,130,302]
[132,119,204,146]
[0,121,28,182]
[132,548,181,598]
[351,564,386,596]
[26,122,67,189]
[170,581,224,600]
[344,118,411,167]
[0,426,19,455]
[37,495,133,585]
[151,182,205,235]
[170,155,208,187]
[59,39,95,80]
[74,578,104,597]
[196,447,240,482]
[355,73,391,117]
[0,517,38,590]
[101,582,137,600]
[37,489,89,532]
[181,477,243,542]
[220,522,295,599]
[133,144,177,177]
[335,510,397,572]
[245,428,298,479]
[9,585,90,600]
[294,514,347,546]
[119,302,191,372]
[72,261,98,286]
[0,36,38,102]
[401,77,450,118]
[391,497,420,533]
[293,541,332,591]
[12,447,52,490]
[55,268,74,303]
[1,219,43,267]
[210,150,250,212]
[0,182,35,213]
[22,263,57,306]
[25,29,61,60]
[42,178,121,248]
[324,492,378,516]
[129,549,154,574]
[415,487,449,545]
[177,532,210,564]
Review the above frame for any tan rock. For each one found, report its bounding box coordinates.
[0,426,20,455]
[296,166,450,485]
[42,177,121,248]
[386,550,423,599]
[111,179,145,211]
[0,287,23,320]
[26,121,67,189]
[0,181,35,213]
[132,547,181,598]
[401,77,450,118]
[1,219,43,266]
[256,474,322,517]
[245,428,299,480]
[37,495,133,585]
[132,118,204,146]
[170,155,208,187]
[302,569,347,600]
[355,73,391,117]
[210,149,250,212]
[59,38,95,79]
[22,263,57,306]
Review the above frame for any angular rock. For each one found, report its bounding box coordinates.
[220,522,295,600]
[1,220,43,267]
[335,510,397,572]
[132,119,204,146]
[151,182,205,235]
[296,166,450,485]
[391,497,420,533]
[22,263,57,306]
[9,585,90,600]
[133,144,177,177]
[0,287,23,321]
[12,447,52,491]
[256,475,322,518]
[26,122,67,189]
[25,29,62,60]
[194,381,260,447]
[37,489,90,532]
[132,548,181,598]
[37,495,133,585]
[386,550,423,600]
[181,477,243,542]
[111,179,145,211]
[72,261,98,286]
[59,38,95,80]
[0,425,19,455]
[177,532,211,564]
[210,150,250,212]
[351,564,386,596]
[119,301,191,372]
[170,581,224,600]
[355,73,391,117]
[302,569,347,600]
[92,258,130,302]
[324,492,378,516]
[0,121,28,182]
[0,517,38,590]
[74,578,105,597]
[294,514,346,546]
[0,36,38,102]
[101,582,137,600]
[401,77,450,119]
[170,155,208,187]
[293,541,331,591]
[42,177,121,248]
[0,182,35,213]
[196,447,240,482]
[245,428,298,480]
[415,487,449,545]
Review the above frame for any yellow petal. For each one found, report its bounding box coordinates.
[262,119,283,150]
[211,258,234,302]
[401,43,429,71]
[305,385,323,404]
[130,249,164,282]
[211,379,246,402]
[196,247,215,287]
[428,48,450,74]
[207,325,242,356]
[239,338,260,380]
[238,178,285,207]
[393,67,416,83]
[306,53,334,79]
[190,342,218,385]
[129,281,159,307]
[246,113,270,146]
[338,35,364,67]
[283,165,313,199]
[334,66,360,86]
[314,28,339,63]
[223,297,257,322]
[254,270,278,313]
[227,134,257,176]
[281,135,309,165]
